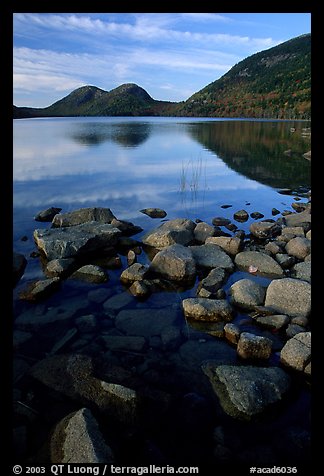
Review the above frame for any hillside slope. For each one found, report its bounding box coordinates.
[177,34,310,119]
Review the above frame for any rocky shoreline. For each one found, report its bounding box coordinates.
[13,194,311,467]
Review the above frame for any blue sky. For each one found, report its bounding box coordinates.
[13,12,311,107]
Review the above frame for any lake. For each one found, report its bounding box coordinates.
[13,117,311,467]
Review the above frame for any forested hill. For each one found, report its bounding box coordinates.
[176,34,311,119]
[14,34,310,120]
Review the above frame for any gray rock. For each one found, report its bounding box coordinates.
[212,217,231,227]
[194,222,218,243]
[237,332,272,360]
[52,207,116,227]
[140,208,167,218]
[110,218,143,237]
[35,207,62,222]
[250,212,264,220]
[283,210,311,229]
[127,249,137,266]
[281,226,305,238]
[189,244,234,272]
[34,222,121,260]
[120,263,149,284]
[45,258,76,278]
[286,236,311,259]
[128,280,150,298]
[50,408,114,463]
[196,268,227,296]
[233,210,249,222]
[13,252,27,286]
[235,251,284,278]
[142,218,195,249]
[291,261,311,283]
[275,253,296,269]
[149,244,196,282]
[249,221,281,240]
[280,331,311,372]
[205,236,242,256]
[75,314,97,333]
[265,278,311,317]
[71,265,108,283]
[224,323,241,344]
[103,292,134,311]
[255,314,290,330]
[285,323,305,339]
[19,277,61,301]
[182,298,234,322]
[229,278,266,310]
[202,363,290,420]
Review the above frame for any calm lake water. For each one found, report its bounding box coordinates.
[12,117,311,466]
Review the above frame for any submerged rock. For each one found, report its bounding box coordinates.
[202,363,291,420]
[19,277,61,301]
[13,252,27,287]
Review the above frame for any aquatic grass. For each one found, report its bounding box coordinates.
[179,155,207,204]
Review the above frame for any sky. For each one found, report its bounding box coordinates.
[13,12,311,108]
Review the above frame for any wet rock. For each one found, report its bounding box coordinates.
[103,292,134,312]
[250,212,264,220]
[272,208,280,216]
[13,330,33,350]
[34,207,62,222]
[19,277,61,301]
[205,236,242,256]
[280,331,311,372]
[237,332,272,360]
[229,278,266,310]
[34,222,121,260]
[255,314,290,330]
[52,207,116,227]
[264,242,282,255]
[275,253,296,269]
[212,217,231,227]
[196,267,227,297]
[182,298,234,322]
[285,324,305,339]
[224,323,241,345]
[249,221,281,240]
[286,236,311,260]
[202,363,291,420]
[45,258,76,278]
[194,222,218,243]
[129,280,151,298]
[111,218,143,237]
[142,218,195,249]
[13,252,27,286]
[50,408,114,463]
[75,314,97,332]
[265,278,311,317]
[140,208,167,218]
[120,263,149,284]
[233,210,249,222]
[235,251,284,278]
[127,249,137,266]
[149,244,196,282]
[189,244,234,272]
[71,264,108,283]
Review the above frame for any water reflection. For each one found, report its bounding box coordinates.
[188,120,311,189]
[69,121,152,147]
